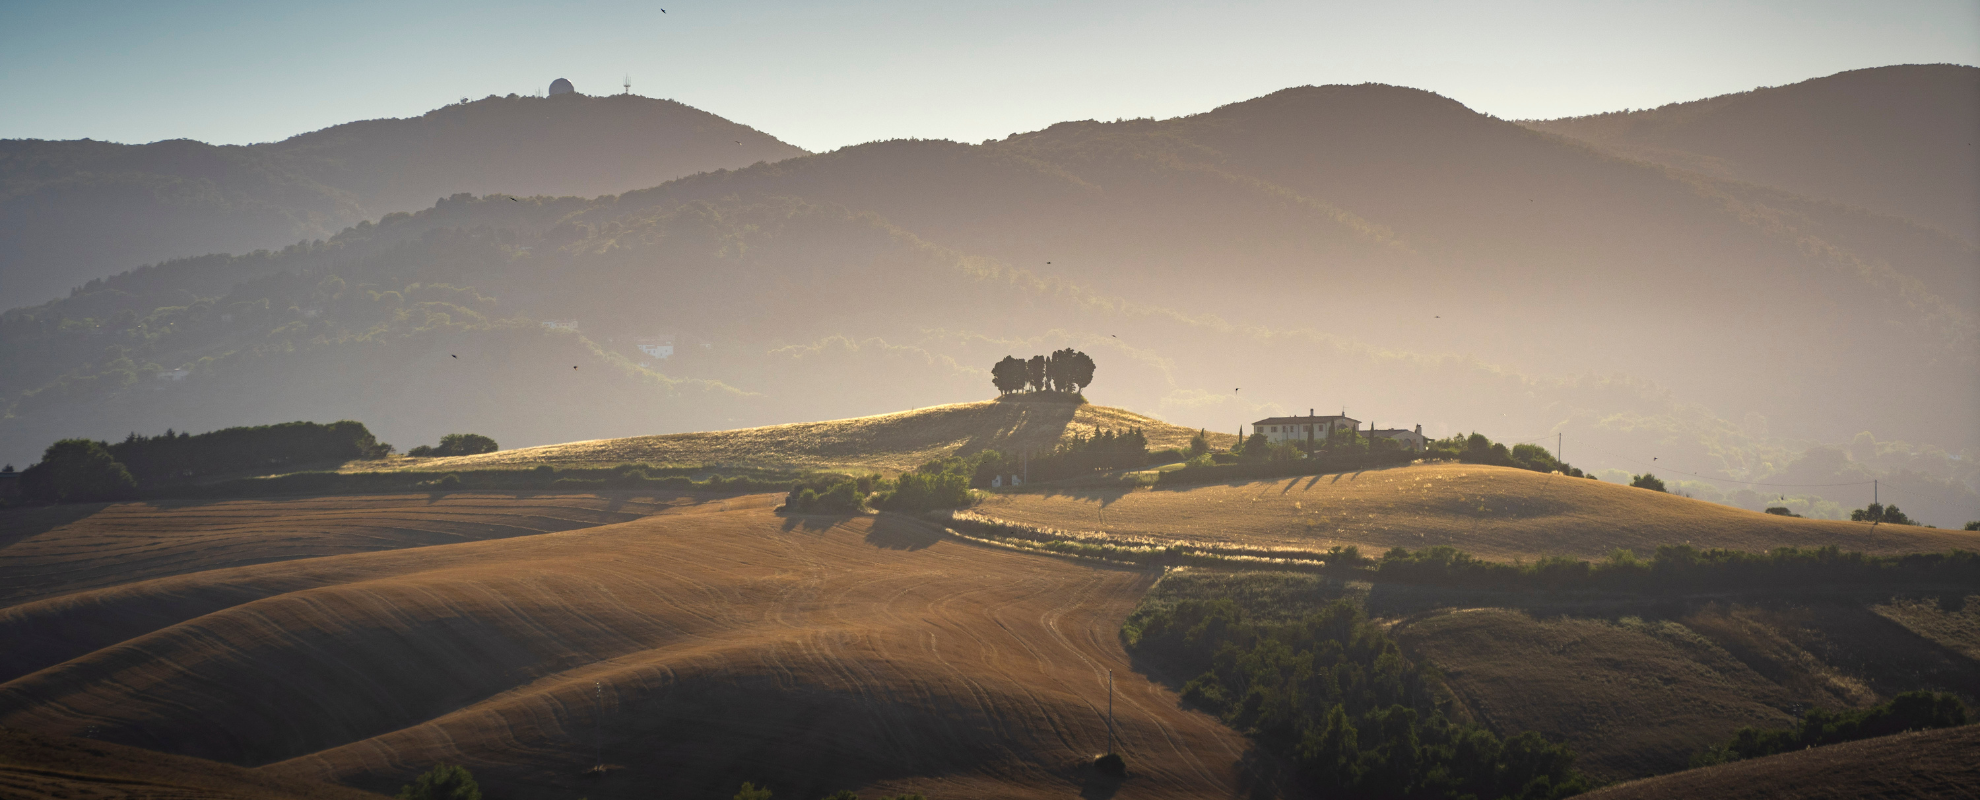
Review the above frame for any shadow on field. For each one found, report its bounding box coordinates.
[779,514,842,533]
[0,503,106,551]
[865,515,942,551]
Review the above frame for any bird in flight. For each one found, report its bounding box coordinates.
[450,354,457,359]
[510,197,518,202]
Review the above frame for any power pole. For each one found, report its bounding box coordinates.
[594,680,603,771]
[1557,432,1563,464]
[1107,670,1116,755]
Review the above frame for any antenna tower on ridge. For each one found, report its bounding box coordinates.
[623,74,632,95]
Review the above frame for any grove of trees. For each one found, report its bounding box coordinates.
[992,349,1095,395]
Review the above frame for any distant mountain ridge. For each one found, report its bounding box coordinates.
[0,92,808,306]
[2,67,1975,526]
[1523,64,1980,244]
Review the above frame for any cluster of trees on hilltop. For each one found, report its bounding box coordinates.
[991,349,1094,395]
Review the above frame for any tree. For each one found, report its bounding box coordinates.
[1189,430,1210,457]
[991,355,1028,395]
[733,782,772,800]
[1025,355,1047,392]
[410,433,498,458]
[396,764,480,800]
[1630,473,1666,492]
[20,439,138,504]
[1966,521,1980,531]
[1850,502,1914,525]
[1055,348,1096,393]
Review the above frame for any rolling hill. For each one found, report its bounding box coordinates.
[1524,64,1980,245]
[0,92,806,307]
[0,496,1262,799]
[1581,724,1980,799]
[409,396,1234,473]
[1,728,388,800]
[971,464,1980,561]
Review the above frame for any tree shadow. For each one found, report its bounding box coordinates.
[865,514,943,551]
[778,513,843,533]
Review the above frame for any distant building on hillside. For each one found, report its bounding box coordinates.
[542,319,578,331]
[1369,425,1430,453]
[1253,411,1359,445]
[549,78,576,96]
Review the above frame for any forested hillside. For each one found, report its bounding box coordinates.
[0,92,806,306]
[2,72,1974,525]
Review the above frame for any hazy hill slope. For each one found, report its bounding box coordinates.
[1,729,388,800]
[972,464,1978,561]
[0,93,804,306]
[1525,65,1980,244]
[417,398,1234,473]
[1580,725,1980,799]
[0,501,1260,800]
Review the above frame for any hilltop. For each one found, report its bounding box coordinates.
[0,92,805,306]
[1582,724,1980,799]
[411,396,1235,473]
[974,463,1980,560]
[1525,64,1980,244]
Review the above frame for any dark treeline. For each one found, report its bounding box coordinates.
[1127,599,1587,799]
[407,432,498,458]
[1692,691,1969,767]
[17,420,392,503]
[991,349,1095,395]
[1160,431,1588,487]
[107,420,391,484]
[1368,544,1980,593]
[782,456,973,514]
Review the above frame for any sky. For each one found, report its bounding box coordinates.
[3,0,1977,152]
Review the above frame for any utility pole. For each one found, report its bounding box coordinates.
[1874,480,1879,506]
[1107,670,1115,756]
[1558,432,1563,464]
[594,680,603,771]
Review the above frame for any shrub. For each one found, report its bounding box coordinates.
[19,439,139,504]
[1630,473,1666,492]
[881,472,971,511]
[1850,502,1915,525]
[1095,752,1126,776]
[396,763,480,800]
[1763,506,1800,517]
[410,433,499,458]
[417,473,463,490]
[1967,521,1980,531]
[1188,430,1211,456]
[733,782,772,800]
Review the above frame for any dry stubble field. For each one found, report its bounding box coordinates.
[0,492,1263,800]
[399,399,1232,474]
[975,463,1979,561]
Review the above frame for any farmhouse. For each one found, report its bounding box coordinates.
[1253,411,1359,444]
[1369,425,1430,453]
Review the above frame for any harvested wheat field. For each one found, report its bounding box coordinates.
[976,463,1978,561]
[0,491,741,608]
[0,728,387,800]
[1392,601,1980,782]
[401,397,1232,473]
[1581,724,1980,799]
[0,495,1264,800]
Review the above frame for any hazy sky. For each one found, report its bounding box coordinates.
[4,0,1976,152]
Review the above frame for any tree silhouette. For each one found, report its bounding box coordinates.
[1026,355,1047,392]
[991,356,1028,394]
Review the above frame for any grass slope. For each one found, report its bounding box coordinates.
[407,397,1231,473]
[0,728,386,800]
[0,492,704,608]
[975,463,1979,561]
[0,496,1258,800]
[1581,724,1980,799]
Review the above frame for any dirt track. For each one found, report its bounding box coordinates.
[0,494,1263,799]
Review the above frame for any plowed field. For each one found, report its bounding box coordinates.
[0,729,387,800]
[1581,725,1980,799]
[0,492,715,608]
[0,496,1263,800]
[976,464,1977,560]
